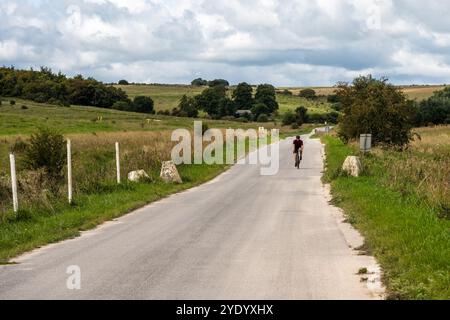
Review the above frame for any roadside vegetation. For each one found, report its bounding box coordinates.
[321,75,450,299]
[0,100,311,262]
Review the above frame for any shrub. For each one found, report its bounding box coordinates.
[208,79,229,87]
[23,128,66,186]
[191,78,208,86]
[21,105,28,110]
[299,89,316,99]
[257,114,269,122]
[112,101,131,111]
[327,94,340,103]
[133,96,154,114]
[282,111,296,125]
[251,102,270,120]
[295,106,309,125]
[118,79,129,85]
[10,100,16,105]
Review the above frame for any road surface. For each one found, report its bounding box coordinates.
[0,133,382,299]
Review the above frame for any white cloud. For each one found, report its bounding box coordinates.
[0,0,449,85]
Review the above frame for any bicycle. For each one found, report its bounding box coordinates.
[295,150,303,169]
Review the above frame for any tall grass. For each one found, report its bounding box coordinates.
[367,126,450,217]
[322,126,450,299]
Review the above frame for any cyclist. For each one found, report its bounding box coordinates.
[293,135,304,168]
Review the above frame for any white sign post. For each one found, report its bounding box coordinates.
[115,142,121,184]
[360,134,372,153]
[9,153,18,213]
[67,139,73,204]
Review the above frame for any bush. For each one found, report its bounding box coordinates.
[23,128,66,189]
[251,102,270,120]
[208,79,229,87]
[10,100,16,105]
[112,101,131,111]
[299,89,316,99]
[257,114,269,122]
[21,105,28,110]
[282,111,296,125]
[133,96,154,114]
[191,78,208,86]
[295,106,308,125]
[118,79,129,85]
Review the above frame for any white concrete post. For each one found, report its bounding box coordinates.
[9,153,18,213]
[115,142,121,184]
[67,139,73,204]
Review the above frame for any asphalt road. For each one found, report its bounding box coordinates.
[0,133,381,299]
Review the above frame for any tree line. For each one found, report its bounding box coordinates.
[0,67,157,113]
[169,82,279,122]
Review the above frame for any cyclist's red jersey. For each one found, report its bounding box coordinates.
[293,139,303,153]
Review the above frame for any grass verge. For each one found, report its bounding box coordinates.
[0,164,228,263]
[322,135,450,300]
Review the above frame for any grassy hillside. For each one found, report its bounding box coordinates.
[113,84,445,116]
[114,84,334,115]
[0,98,272,136]
[321,126,450,299]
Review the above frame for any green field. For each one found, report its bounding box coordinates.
[0,98,275,136]
[114,84,334,115]
[321,127,450,299]
[113,84,443,116]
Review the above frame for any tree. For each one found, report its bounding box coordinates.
[218,97,237,118]
[208,79,229,87]
[112,101,131,111]
[195,85,227,117]
[232,82,254,110]
[255,84,278,113]
[0,66,130,108]
[299,88,316,100]
[337,75,415,147]
[178,95,198,118]
[295,106,309,125]
[257,114,269,122]
[191,78,208,86]
[282,111,296,126]
[132,96,154,114]
[118,79,129,85]
[251,103,270,120]
[415,87,450,126]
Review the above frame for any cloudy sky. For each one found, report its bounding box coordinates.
[1,0,450,86]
